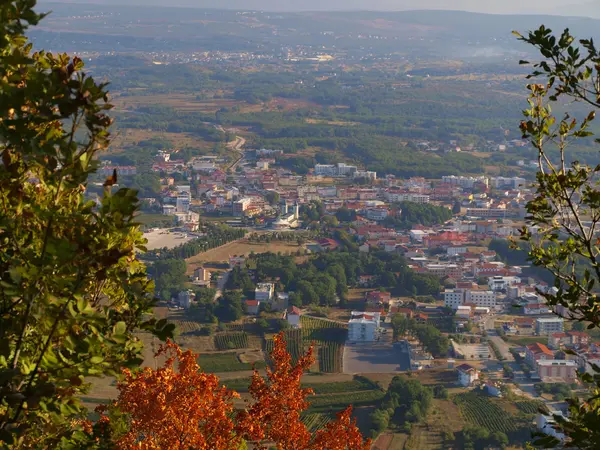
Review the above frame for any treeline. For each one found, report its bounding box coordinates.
[383,202,453,229]
[227,250,441,306]
[144,226,245,260]
[369,377,433,438]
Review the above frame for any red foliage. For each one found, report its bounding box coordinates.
[99,333,371,450]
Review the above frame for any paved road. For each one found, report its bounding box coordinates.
[484,315,514,361]
[213,270,230,302]
[227,136,246,171]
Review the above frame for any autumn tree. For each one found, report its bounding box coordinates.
[100,333,371,450]
[516,26,600,448]
[0,1,173,447]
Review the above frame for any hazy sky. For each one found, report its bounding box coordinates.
[43,0,600,16]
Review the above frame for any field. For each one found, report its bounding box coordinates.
[214,332,249,351]
[265,328,304,364]
[454,391,538,434]
[197,352,266,373]
[185,238,300,271]
[300,316,348,373]
[308,390,386,414]
[503,335,548,347]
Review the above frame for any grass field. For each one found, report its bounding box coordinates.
[503,335,548,347]
[185,238,300,271]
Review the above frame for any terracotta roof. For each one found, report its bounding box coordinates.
[456,363,477,373]
[526,342,553,356]
[245,300,260,307]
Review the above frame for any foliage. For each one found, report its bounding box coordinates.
[214,291,245,323]
[0,2,173,446]
[534,382,574,401]
[515,25,600,449]
[97,341,242,449]
[368,376,432,438]
[146,258,187,299]
[383,201,452,229]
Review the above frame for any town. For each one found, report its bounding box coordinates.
[94,131,591,447]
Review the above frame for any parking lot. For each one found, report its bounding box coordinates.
[343,332,411,374]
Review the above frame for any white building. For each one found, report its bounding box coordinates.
[163,204,176,215]
[488,276,521,292]
[536,318,565,335]
[466,290,496,308]
[365,208,389,221]
[354,170,377,180]
[348,311,381,342]
[176,194,191,213]
[255,283,275,302]
[456,305,472,319]
[385,192,430,204]
[536,412,566,442]
[442,175,488,189]
[444,289,465,309]
[456,363,479,386]
[314,163,358,177]
[286,306,301,328]
[177,290,194,309]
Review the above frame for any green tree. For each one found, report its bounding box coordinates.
[0,2,173,446]
[516,25,600,449]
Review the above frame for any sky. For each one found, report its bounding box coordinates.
[45,0,600,16]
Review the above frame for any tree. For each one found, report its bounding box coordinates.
[99,333,370,450]
[97,341,241,449]
[0,2,173,446]
[214,291,244,323]
[516,25,600,448]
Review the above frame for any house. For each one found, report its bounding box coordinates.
[245,300,261,315]
[536,411,567,442]
[525,342,554,368]
[484,382,503,397]
[286,306,301,328]
[366,291,392,305]
[456,363,479,386]
[255,283,275,302]
[177,290,194,309]
[348,312,381,342]
[316,238,339,251]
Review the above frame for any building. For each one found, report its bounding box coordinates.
[366,291,391,305]
[193,267,211,281]
[286,306,301,328]
[488,276,521,292]
[536,360,578,381]
[348,311,381,342]
[233,198,253,217]
[425,264,463,280]
[163,204,176,215]
[466,290,496,308]
[176,194,191,214]
[444,289,465,309]
[255,283,275,302]
[525,342,554,368]
[245,300,261,315]
[536,318,565,335]
[536,411,566,442]
[456,363,479,386]
[177,290,194,309]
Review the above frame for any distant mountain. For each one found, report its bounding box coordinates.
[38,0,585,16]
